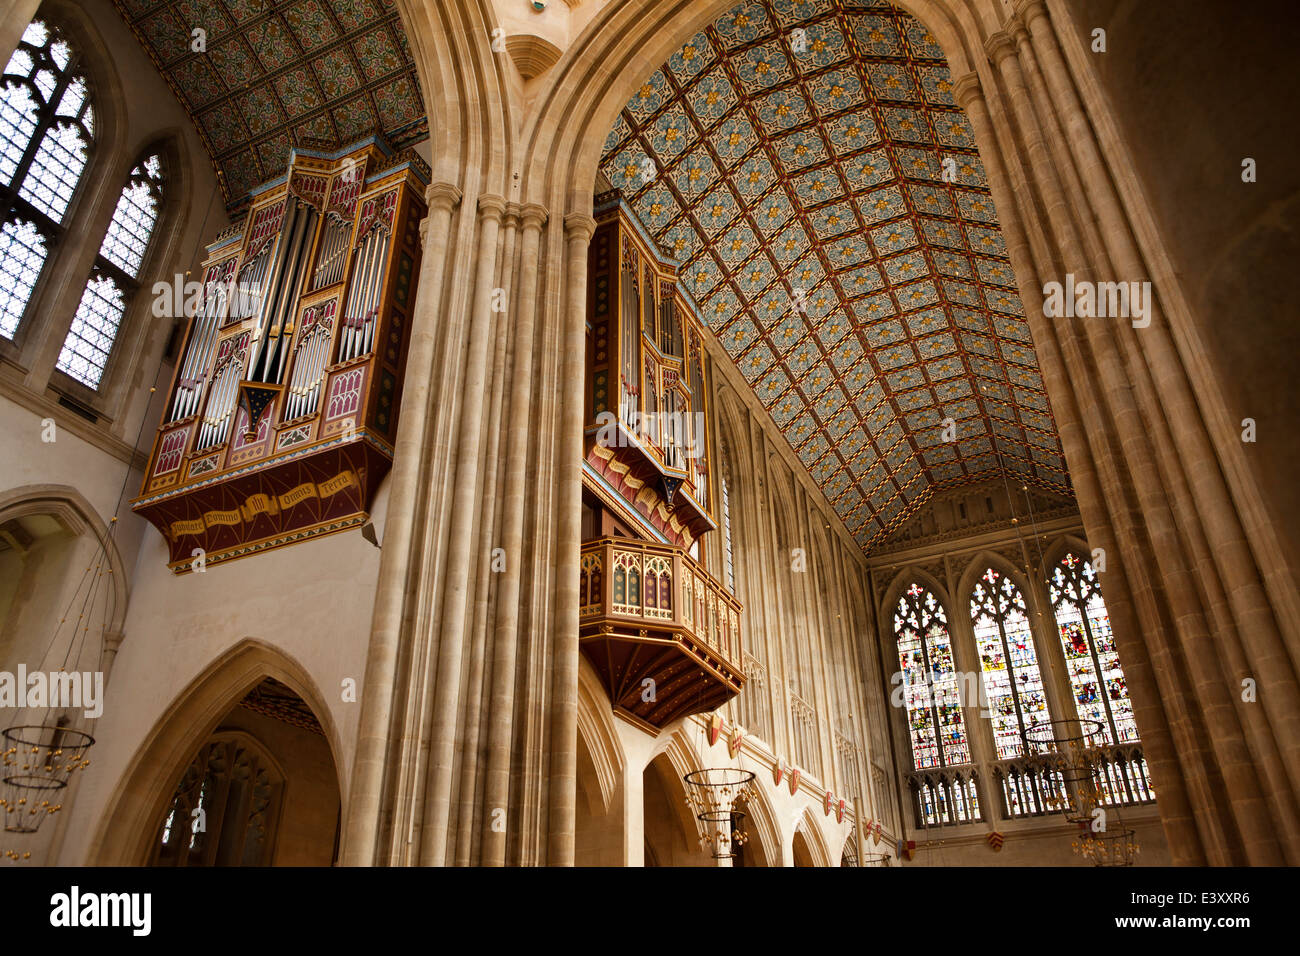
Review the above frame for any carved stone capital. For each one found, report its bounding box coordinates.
[1014,0,1050,30]
[477,193,509,222]
[425,181,463,213]
[563,211,597,244]
[985,29,1019,65]
[952,71,984,110]
[519,202,549,231]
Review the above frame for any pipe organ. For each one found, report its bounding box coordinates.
[581,191,743,730]
[133,138,429,571]
[585,190,717,549]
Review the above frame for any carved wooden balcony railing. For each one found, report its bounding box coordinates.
[579,535,743,730]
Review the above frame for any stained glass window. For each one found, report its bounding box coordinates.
[894,582,970,770]
[1048,552,1139,746]
[57,153,164,388]
[0,19,93,340]
[970,567,1051,759]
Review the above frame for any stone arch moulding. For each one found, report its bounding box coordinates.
[1038,532,1095,582]
[0,483,130,635]
[956,549,1047,623]
[734,756,781,866]
[83,638,344,866]
[877,565,955,633]
[576,655,626,815]
[516,0,985,212]
[392,0,510,192]
[794,806,834,868]
[646,727,711,853]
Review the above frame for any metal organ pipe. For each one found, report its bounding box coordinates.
[311,214,350,290]
[197,353,239,450]
[170,280,225,421]
[250,200,318,384]
[273,204,318,385]
[619,257,638,429]
[342,225,388,363]
[234,251,268,323]
[362,230,388,356]
[286,303,333,421]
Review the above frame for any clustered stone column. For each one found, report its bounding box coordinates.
[951,0,1300,864]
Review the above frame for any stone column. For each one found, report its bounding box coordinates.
[454,202,522,865]
[1020,0,1300,855]
[547,211,596,865]
[342,181,461,866]
[480,202,548,866]
[953,58,1210,863]
[0,0,40,66]
[994,7,1289,863]
[419,193,507,866]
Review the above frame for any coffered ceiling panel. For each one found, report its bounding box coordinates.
[599,0,1071,551]
[113,0,426,207]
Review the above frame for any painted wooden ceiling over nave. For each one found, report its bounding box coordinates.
[110,0,1072,554]
[113,0,427,206]
[599,0,1071,550]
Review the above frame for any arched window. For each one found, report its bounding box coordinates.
[57,152,164,388]
[894,582,970,769]
[970,566,1051,759]
[0,18,94,340]
[152,734,284,866]
[719,467,734,593]
[1048,551,1139,746]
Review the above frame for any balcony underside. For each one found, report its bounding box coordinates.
[579,623,743,731]
[132,434,391,572]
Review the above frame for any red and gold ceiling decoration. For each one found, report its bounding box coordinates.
[113,0,426,207]
[600,0,1071,550]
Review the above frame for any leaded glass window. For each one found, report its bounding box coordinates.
[57,153,164,388]
[894,582,970,769]
[970,567,1051,759]
[1048,552,1139,746]
[0,19,93,339]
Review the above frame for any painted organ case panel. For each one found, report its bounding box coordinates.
[133,138,429,572]
[582,191,743,730]
[585,191,717,549]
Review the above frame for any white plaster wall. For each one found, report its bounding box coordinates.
[51,503,385,864]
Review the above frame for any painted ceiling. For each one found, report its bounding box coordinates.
[113,0,427,207]
[599,0,1071,551]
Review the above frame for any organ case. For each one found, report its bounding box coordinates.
[133,138,429,571]
[585,190,717,548]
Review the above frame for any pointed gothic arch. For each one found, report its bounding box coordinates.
[793,806,833,867]
[85,639,343,865]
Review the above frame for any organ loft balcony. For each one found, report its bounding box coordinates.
[580,537,744,731]
[132,138,429,571]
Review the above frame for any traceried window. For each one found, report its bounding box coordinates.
[894,583,970,769]
[57,153,164,388]
[152,735,283,866]
[1048,552,1139,746]
[970,567,1051,759]
[0,19,94,340]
